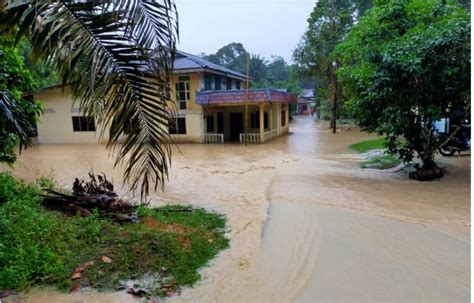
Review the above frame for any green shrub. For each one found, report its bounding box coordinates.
[0,172,229,296]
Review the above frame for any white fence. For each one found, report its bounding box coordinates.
[263,129,278,141]
[240,133,260,144]
[204,133,224,144]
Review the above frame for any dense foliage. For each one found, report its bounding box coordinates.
[0,35,42,164]
[337,0,470,170]
[202,42,313,94]
[293,0,372,121]
[18,39,59,88]
[0,172,228,297]
[2,0,178,198]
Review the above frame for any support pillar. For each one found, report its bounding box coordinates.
[269,104,273,134]
[259,103,264,143]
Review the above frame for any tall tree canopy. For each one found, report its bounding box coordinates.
[337,0,470,177]
[203,42,309,94]
[293,0,372,122]
[1,0,178,198]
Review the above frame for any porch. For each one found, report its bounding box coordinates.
[196,89,296,144]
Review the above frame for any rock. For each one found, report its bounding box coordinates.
[101,256,112,263]
[71,272,82,280]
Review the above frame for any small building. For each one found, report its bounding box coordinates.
[296,89,315,115]
[32,50,296,144]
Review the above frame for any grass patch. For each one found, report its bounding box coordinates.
[0,172,229,297]
[349,138,386,153]
[359,155,401,169]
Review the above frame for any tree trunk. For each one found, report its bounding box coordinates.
[331,70,338,134]
[409,150,444,181]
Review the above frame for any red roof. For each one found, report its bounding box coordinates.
[196,89,297,105]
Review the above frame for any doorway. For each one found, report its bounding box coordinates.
[229,113,244,141]
[217,112,224,134]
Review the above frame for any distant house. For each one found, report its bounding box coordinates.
[296,89,315,115]
[31,50,296,144]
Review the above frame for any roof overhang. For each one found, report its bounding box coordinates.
[173,68,248,81]
[196,89,297,105]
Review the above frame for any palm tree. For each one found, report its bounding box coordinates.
[1,0,179,198]
[0,91,35,163]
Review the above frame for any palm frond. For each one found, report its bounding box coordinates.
[3,0,178,199]
[0,91,33,150]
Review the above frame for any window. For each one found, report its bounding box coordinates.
[72,116,96,132]
[169,117,186,134]
[226,78,232,90]
[204,74,212,90]
[206,115,214,132]
[281,110,286,126]
[175,76,190,110]
[250,112,268,129]
[236,81,241,90]
[214,75,221,90]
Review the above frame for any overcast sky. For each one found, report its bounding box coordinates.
[175,0,316,63]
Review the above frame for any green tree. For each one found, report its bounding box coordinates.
[293,0,372,125]
[18,39,59,88]
[0,35,42,164]
[266,56,290,84]
[337,0,470,178]
[2,0,178,198]
[204,42,248,73]
[248,54,268,85]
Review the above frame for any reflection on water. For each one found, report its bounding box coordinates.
[5,116,470,302]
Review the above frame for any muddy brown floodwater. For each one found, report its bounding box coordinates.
[6,116,470,302]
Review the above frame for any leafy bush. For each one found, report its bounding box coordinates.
[0,172,229,296]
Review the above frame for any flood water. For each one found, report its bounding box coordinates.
[6,116,470,302]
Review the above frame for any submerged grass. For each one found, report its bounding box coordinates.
[349,138,401,170]
[349,138,386,153]
[359,155,401,170]
[0,172,229,297]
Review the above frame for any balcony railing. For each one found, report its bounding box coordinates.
[204,133,224,144]
[240,133,260,144]
[264,129,278,141]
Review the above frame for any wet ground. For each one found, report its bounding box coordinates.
[7,116,471,302]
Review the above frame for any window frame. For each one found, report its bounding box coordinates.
[72,116,96,132]
[204,74,212,91]
[169,117,187,135]
[214,75,221,90]
[175,76,190,110]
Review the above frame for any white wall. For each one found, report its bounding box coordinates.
[36,88,106,144]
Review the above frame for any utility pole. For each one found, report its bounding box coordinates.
[331,60,338,134]
[244,53,250,145]
[331,0,338,134]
